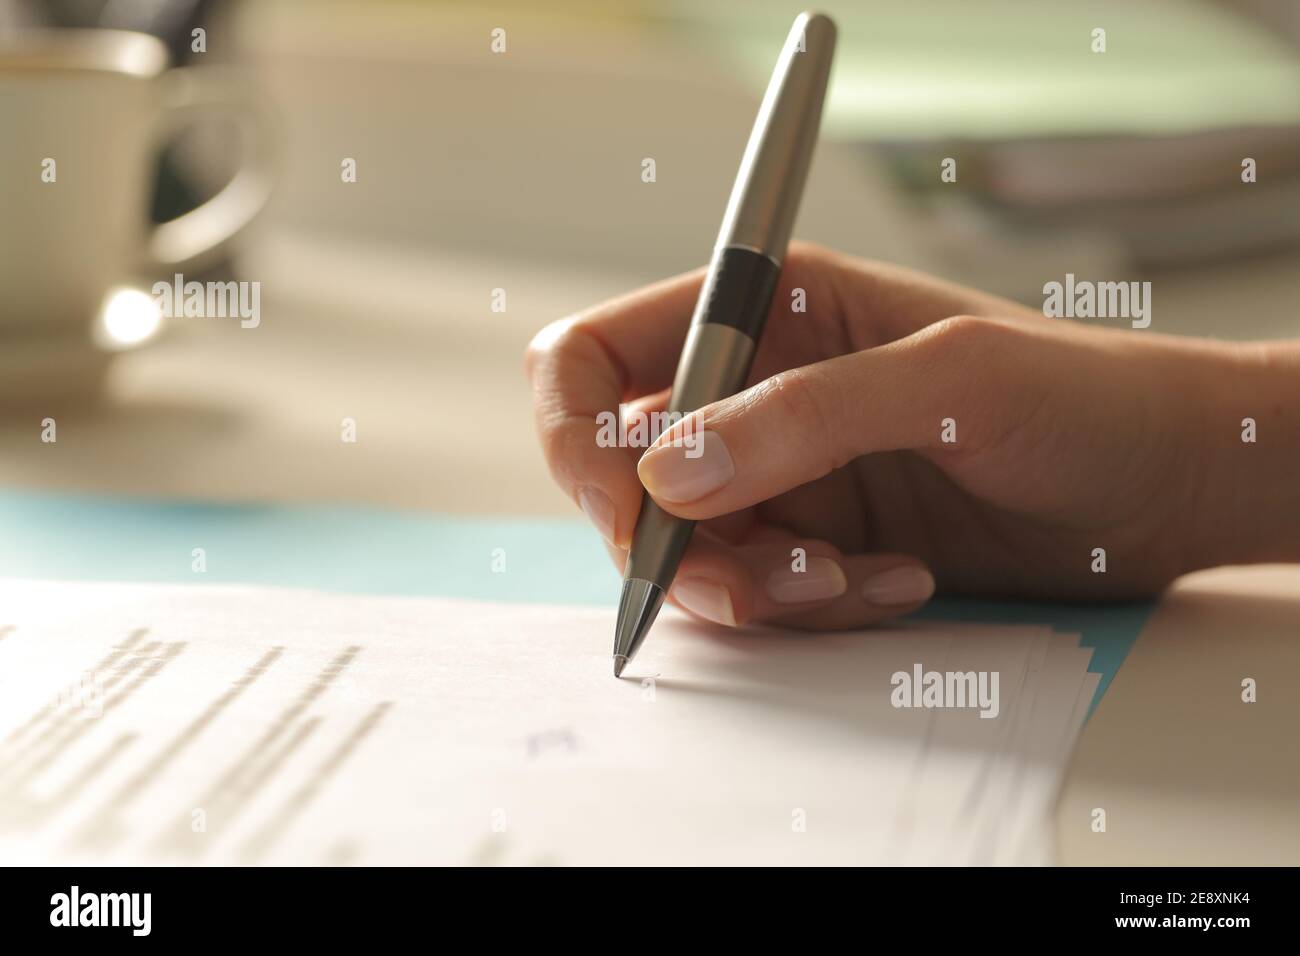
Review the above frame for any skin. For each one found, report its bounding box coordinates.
[525,242,1300,630]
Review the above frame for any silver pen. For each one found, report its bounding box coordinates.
[613,11,837,676]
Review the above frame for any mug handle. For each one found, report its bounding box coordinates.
[146,66,276,272]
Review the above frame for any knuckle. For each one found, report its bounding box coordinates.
[523,317,580,381]
[914,315,1028,454]
[757,367,843,473]
[931,313,992,346]
[784,240,832,270]
[912,314,1003,374]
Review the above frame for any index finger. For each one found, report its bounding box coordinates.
[525,267,705,547]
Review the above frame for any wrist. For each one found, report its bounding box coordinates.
[1187,340,1300,571]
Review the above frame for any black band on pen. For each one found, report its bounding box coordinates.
[697,247,781,340]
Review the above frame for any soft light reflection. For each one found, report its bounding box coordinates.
[95,287,163,350]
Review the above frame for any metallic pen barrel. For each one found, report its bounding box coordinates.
[714,12,837,263]
[613,12,836,675]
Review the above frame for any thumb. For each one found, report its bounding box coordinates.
[637,315,1027,520]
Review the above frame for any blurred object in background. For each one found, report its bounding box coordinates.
[2,0,1295,512]
[0,0,273,407]
[27,0,234,227]
[235,0,1296,343]
[713,0,1300,302]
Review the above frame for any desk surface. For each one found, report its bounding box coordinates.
[1059,564,1300,865]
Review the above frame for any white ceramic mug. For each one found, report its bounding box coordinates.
[0,29,273,398]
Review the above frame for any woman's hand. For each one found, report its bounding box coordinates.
[526,243,1299,630]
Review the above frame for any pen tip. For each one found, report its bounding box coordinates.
[611,578,666,679]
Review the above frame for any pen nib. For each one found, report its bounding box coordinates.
[611,577,665,678]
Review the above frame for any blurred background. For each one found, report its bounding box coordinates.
[2,0,1298,519]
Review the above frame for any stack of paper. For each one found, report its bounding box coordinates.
[0,579,1096,865]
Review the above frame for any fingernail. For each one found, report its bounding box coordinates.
[765,557,847,604]
[577,486,616,545]
[672,578,737,627]
[638,431,735,504]
[861,566,935,606]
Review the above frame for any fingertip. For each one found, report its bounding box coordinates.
[577,486,619,548]
[859,565,935,609]
[764,555,848,605]
[748,552,935,630]
[601,540,629,575]
[665,535,761,627]
[637,429,737,513]
[671,577,739,628]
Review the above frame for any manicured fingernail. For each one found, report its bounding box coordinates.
[672,578,737,627]
[578,486,616,545]
[638,431,735,504]
[765,557,847,604]
[861,566,935,606]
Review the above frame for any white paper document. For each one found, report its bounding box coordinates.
[0,579,1096,865]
